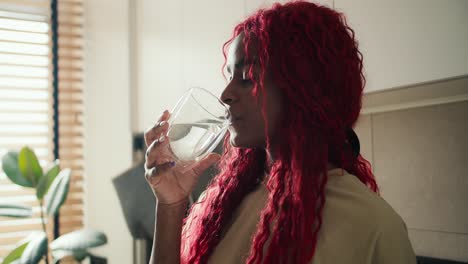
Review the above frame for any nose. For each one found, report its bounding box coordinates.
[220,82,238,106]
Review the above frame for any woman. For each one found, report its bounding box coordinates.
[144,1,416,263]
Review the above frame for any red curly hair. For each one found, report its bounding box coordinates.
[181,1,379,263]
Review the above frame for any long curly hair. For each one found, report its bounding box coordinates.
[181,1,379,263]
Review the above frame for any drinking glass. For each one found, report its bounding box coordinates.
[165,87,230,167]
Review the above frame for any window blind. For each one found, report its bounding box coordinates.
[55,0,84,236]
[0,0,84,259]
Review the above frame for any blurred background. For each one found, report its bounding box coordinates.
[0,0,467,263]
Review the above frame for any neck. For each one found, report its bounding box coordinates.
[327,162,338,170]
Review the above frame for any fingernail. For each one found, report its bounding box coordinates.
[159,135,166,142]
[159,121,168,127]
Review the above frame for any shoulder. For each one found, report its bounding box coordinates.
[324,169,405,230]
[321,169,416,263]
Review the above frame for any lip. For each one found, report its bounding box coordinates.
[227,108,241,124]
[227,111,240,121]
[229,116,242,126]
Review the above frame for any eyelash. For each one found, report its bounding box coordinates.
[228,75,253,84]
[242,78,253,85]
[226,72,254,90]
[232,78,252,89]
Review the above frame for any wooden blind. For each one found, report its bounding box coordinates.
[0,0,84,260]
[56,0,84,236]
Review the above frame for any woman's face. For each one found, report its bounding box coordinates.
[221,33,284,149]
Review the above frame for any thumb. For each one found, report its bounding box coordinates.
[191,153,221,177]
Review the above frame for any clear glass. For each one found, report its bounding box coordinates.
[166,87,230,167]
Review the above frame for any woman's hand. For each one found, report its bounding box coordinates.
[144,110,221,205]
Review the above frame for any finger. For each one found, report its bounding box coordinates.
[144,163,156,177]
[191,153,221,177]
[144,121,170,147]
[145,161,175,183]
[144,110,171,146]
[145,166,160,185]
[145,135,173,168]
[144,110,170,146]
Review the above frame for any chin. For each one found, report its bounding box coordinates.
[228,131,264,149]
[228,133,244,148]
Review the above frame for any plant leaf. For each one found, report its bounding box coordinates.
[45,168,71,216]
[51,249,88,263]
[1,242,28,264]
[20,232,47,264]
[50,229,107,252]
[18,147,43,187]
[36,161,60,200]
[2,152,33,188]
[0,203,32,218]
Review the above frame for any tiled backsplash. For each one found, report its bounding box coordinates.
[355,75,468,261]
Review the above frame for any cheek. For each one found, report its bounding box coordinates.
[228,112,267,148]
[247,111,268,146]
[267,105,282,130]
[227,91,273,148]
[265,96,284,140]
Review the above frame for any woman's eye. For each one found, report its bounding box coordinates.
[242,78,253,85]
[241,70,254,86]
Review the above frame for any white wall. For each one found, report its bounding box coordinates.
[83,0,133,263]
[133,0,244,133]
[335,0,468,92]
[134,0,334,133]
[134,0,468,131]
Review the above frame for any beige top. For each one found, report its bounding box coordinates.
[207,168,416,264]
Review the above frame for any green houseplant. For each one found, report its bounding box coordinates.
[0,147,107,264]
